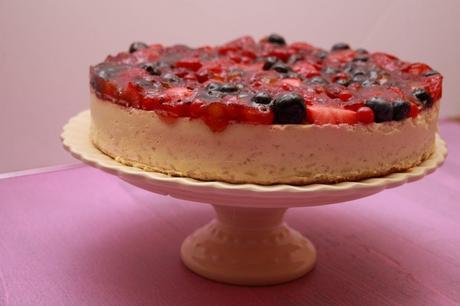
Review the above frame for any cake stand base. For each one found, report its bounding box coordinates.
[181,206,316,285]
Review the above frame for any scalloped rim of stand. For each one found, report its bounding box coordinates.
[61,110,447,207]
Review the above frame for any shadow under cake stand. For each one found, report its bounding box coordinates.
[62,111,447,286]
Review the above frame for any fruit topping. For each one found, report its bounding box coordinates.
[91,35,443,131]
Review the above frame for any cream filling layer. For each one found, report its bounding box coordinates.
[90,94,439,185]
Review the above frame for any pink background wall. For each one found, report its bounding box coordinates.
[1,0,459,173]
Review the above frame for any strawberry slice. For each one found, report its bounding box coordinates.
[307,105,358,125]
[292,62,320,78]
[280,78,301,88]
[116,67,147,88]
[402,63,432,75]
[175,58,202,71]
[326,50,355,64]
[165,87,193,101]
[343,100,364,111]
[141,94,171,111]
[91,76,119,100]
[425,74,443,101]
[131,45,162,64]
[289,42,314,52]
[203,102,229,132]
[241,105,274,125]
[119,82,142,107]
[371,52,401,71]
[218,36,256,55]
[409,103,420,118]
[266,48,291,62]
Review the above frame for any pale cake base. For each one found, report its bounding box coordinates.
[90,94,439,185]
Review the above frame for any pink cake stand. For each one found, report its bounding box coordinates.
[62,111,447,286]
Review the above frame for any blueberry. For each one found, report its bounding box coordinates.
[324,66,339,75]
[315,50,329,60]
[335,78,350,86]
[263,57,278,70]
[142,63,162,75]
[203,82,224,98]
[413,88,433,107]
[155,61,170,68]
[352,69,366,77]
[310,76,327,85]
[252,92,272,105]
[369,70,379,81]
[271,93,306,124]
[93,63,125,80]
[352,73,367,83]
[134,79,160,90]
[129,42,148,53]
[361,80,376,87]
[331,43,350,52]
[272,63,291,73]
[205,82,222,92]
[342,62,356,74]
[267,34,286,46]
[219,83,239,93]
[392,100,411,121]
[423,70,440,77]
[365,97,393,122]
[283,72,301,79]
[288,54,302,64]
[355,48,369,54]
[352,54,369,62]
[162,72,180,83]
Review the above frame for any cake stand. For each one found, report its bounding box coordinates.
[61,111,447,286]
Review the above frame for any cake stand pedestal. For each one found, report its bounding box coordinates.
[62,111,447,286]
[181,206,316,285]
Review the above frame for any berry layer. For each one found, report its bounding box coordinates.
[91,94,439,185]
[90,35,443,132]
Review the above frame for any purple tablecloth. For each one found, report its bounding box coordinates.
[1,122,459,306]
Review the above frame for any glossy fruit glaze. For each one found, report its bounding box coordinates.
[90,34,443,132]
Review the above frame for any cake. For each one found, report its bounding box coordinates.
[89,34,442,185]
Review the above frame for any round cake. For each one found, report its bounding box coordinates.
[90,34,442,185]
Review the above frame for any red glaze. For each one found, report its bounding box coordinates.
[90,35,443,131]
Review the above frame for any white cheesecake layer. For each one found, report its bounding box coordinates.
[90,94,439,185]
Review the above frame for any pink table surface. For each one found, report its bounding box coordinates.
[1,122,459,306]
